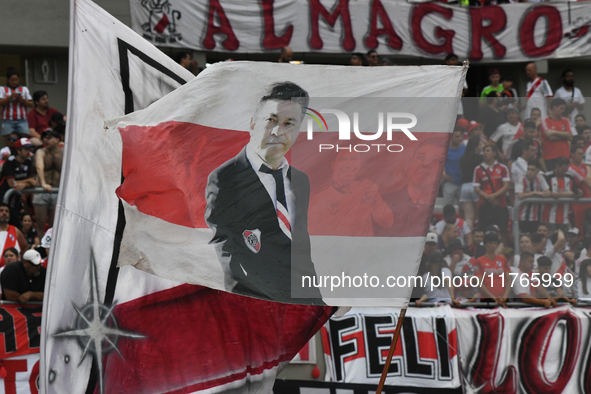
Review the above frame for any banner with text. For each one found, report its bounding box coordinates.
[323,305,591,393]
[131,0,591,62]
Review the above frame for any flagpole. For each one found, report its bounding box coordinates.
[375,308,407,394]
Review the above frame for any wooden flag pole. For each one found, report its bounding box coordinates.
[375,308,407,394]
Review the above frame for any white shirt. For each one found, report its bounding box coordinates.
[584,144,591,166]
[554,86,585,129]
[510,266,535,297]
[246,147,295,226]
[511,157,528,184]
[525,77,552,120]
[41,228,53,249]
[422,268,453,303]
[490,122,521,156]
[444,254,472,276]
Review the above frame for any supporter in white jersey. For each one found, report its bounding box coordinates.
[490,106,521,157]
[524,62,552,120]
[510,251,552,307]
[554,69,585,130]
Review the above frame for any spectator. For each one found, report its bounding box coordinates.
[277,46,293,63]
[441,129,466,209]
[508,122,543,172]
[538,255,575,305]
[435,205,472,246]
[575,114,587,134]
[478,91,506,139]
[554,69,584,130]
[20,214,39,249]
[0,203,28,267]
[524,62,552,120]
[576,259,591,303]
[511,252,552,307]
[537,223,553,254]
[575,237,591,276]
[501,77,520,109]
[350,53,364,66]
[466,228,484,257]
[460,136,484,232]
[515,161,550,234]
[569,145,591,233]
[412,232,438,299]
[473,144,510,245]
[34,130,63,236]
[513,234,533,267]
[565,227,582,254]
[26,90,59,142]
[438,223,458,251]
[415,250,457,307]
[444,239,471,276]
[543,157,580,233]
[0,68,33,141]
[530,232,547,267]
[0,132,19,161]
[479,68,504,108]
[473,232,511,307]
[0,249,45,302]
[490,105,521,158]
[176,51,199,75]
[0,138,36,202]
[541,98,572,171]
[511,142,537,183]
[366,49,379,67]
[578,125,590,150]
[525,107,542,132]
[2,247,19,265]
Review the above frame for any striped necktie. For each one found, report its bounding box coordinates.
[260,165,292,240]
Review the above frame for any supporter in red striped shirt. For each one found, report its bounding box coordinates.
[541,98,573,171]
[568,145,591,234]
[473,144,510,245]
[0,68,33,140]
[543,157,580,233]
[473,232,511,307]
[515,161,550,234]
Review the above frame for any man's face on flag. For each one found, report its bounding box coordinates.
[249,99,303,165]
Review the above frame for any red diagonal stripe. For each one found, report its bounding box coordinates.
[277,208,291,231]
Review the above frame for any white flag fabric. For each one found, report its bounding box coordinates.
[42,2,333,394]
[106,62,467,307]
[40,0,193,392]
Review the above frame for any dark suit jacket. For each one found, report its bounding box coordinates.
[205,148,323,304]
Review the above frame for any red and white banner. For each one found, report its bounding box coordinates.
[131,0,591,62]
[323,305,591,393]
[322,306,461,389]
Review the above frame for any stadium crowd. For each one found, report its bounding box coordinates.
[1,47,590,307]
[0,67,62,302]
[410,53,591,308]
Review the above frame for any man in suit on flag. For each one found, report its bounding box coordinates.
[205,82,322,304]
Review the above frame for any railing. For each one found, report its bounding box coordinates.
[3,187,59,204]
[512,196,591,254]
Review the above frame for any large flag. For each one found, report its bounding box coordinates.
[107,62,466,307]
[41,1,332,393]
